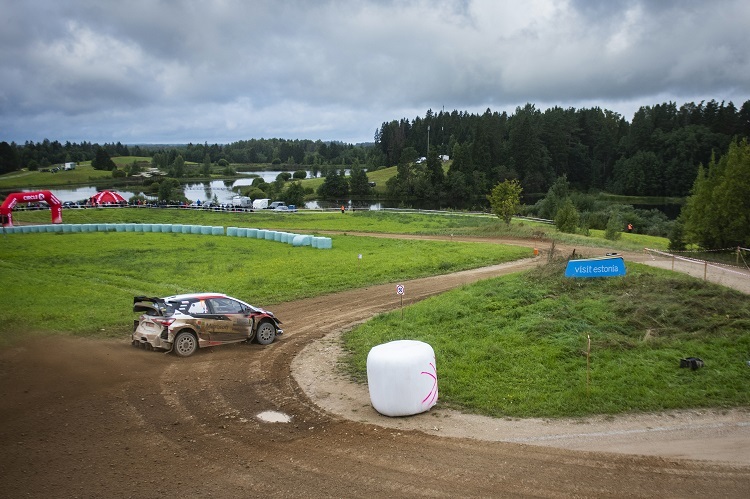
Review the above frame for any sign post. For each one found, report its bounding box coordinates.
[396,284,404,319]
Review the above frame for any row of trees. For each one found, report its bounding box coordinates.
[378,100,750,205]
[0,137,377,176]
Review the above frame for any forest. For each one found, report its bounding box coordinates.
[2,99,748,203]
[377,99,750,202]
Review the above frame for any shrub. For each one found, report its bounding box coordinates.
[554,199,580,233]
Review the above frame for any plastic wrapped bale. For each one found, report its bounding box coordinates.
[292,234,311,247]
[264,230,276,241]
[133,224,143,232]
[247,228,258,238]
[200,226,212,235]
[125,224,134,232]
[286,233,298,244]
[171,224,182,233]
[366,340,438,417]
[236,228,248,237]
[273,231,283,242]
[227,227,238,237]
[190,225,201,234]
[256,229,266,239]
[181,224,191,234]
[211,226,224,236]
[318,237,333,249]
[160,224,173,233]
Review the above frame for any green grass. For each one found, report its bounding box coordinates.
[0,209,745,418]
[0,164,114,188]
[0,230,529,343]
[342,259,750,418]
[10,208,670,251]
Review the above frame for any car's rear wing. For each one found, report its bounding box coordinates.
[133,296,167,315]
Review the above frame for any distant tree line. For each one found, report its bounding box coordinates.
[0,138,379,176]
[377,100,750,206]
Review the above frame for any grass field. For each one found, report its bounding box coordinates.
[10,207,671,251]
[0,228,529,343]
[343,258,750,417]
[0,163,114,188]
[2,209,739,419]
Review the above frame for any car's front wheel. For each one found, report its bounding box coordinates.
[255,320,276,345]
[173,331,198,357]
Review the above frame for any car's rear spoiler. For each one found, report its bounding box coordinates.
[133,296,166,314]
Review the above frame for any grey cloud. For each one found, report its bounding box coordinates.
[1,0,748,144]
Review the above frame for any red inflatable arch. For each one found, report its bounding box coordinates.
[0,191,62,227]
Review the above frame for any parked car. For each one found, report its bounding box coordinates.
[273,205,293,212]
[268,201,286,209]
[132,293,283,357]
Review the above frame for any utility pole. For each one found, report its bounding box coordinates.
[427,125,430,154]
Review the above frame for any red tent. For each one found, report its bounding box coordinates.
[90,190,126,205]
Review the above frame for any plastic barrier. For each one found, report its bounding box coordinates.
[292,234,311,247]
[367,340,438,417]
[6,223,332,249]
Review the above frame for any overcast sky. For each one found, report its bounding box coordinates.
[1,0,748,145]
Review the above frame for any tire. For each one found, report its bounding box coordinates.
[173,331,198,357]
[255,320,276,345]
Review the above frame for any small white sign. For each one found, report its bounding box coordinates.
[358,254,362,259]
[396,284,404,295]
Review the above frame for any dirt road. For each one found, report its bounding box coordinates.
[1,240,749,498]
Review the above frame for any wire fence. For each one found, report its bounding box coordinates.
[643,247,750,294]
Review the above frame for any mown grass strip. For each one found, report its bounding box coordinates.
[11,207,670,251]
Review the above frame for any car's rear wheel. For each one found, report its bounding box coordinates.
[173,331,198,357]
[255,320,276,345]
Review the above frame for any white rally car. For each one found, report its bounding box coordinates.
[132,293,283,357]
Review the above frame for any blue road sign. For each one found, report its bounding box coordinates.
[565,256,626,278]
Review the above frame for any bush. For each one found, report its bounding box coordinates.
[605,214,623,240]
[554,199,580,233]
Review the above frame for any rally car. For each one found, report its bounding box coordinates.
[132,293,283,357]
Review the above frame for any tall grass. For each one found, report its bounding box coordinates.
[343,259,750,417]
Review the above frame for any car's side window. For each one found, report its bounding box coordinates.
[188,300,208,314]
[207,298,243,315]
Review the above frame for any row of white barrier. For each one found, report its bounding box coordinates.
[2,223,333,249]
[226,226,333,248]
